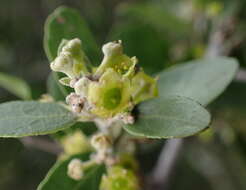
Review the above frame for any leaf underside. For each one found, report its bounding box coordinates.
[0,101,76,137]
[124,96,211,138]
[157,57,239,106]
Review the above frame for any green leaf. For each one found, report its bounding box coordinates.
[0,101,76,137]
[117,3,190,37]
[0,72,31,100]
[75,165,105,190]
[38,153,105,190]
[124,96,211,138]
[44,6,100,63]
[158,57,239,106]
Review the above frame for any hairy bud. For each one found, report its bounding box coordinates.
[67,159,84,180]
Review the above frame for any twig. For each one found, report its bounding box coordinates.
[148,7,242,190]
[20,136,62,155]
[235,69,246,82]
[148,139,183,190]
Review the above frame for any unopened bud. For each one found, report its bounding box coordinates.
[67,159,83,180]
[61,130,91,155]
[62,38,82,53]
[102,41,123,57]
[91,133,112,151]
[50,52,74,78]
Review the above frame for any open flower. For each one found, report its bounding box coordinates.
[50,39,158,120]
[95,41,137,77]
[88,68,132,118]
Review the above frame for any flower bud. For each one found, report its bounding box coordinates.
[61,130,91,156]
[102,41,123,57]
[62,38,89,76]
[91,133,112,151]
[67,159,84,180]
[51,38,89,80]
[95,41,136,76]
[100,166,140,190]
[50,52,75,78]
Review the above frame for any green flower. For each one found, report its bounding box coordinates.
[51,39,159,120]
[95,41,137,77]
[60,130,91,156]
[50,38,89,80]
[87,68,132,118]
[100,166,140,190]
[131,71,158,104]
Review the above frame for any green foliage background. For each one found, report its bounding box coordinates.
[1,0,246,190]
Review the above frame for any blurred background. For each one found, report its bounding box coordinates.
[1,0,246,189]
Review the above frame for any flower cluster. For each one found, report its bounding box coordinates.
[50,38,158,123]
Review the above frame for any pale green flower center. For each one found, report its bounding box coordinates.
[103,88,122,110]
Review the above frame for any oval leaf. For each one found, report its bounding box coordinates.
[158,57,238,106]
[0,72,31,100]
[0,101,76,137]
[124,96,211,138]
[38,153,105,190]
[44,6,100,63]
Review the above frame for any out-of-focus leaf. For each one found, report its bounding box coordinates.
[124,96,211,138]
[109,2,190,74]
[109,21,169,74]
[75,165,105,190]
[0,72,31,100]
[44,6,100,63]
[37,153,105,190]
[158,57,238,106]
[0,101,76,137]
[210,82,246,136]
[185,139,246,190]
[117,3,190,37]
